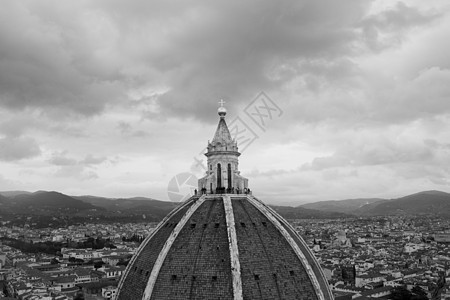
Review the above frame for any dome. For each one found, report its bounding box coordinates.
[116,195,333,300]
[116,107,333,300]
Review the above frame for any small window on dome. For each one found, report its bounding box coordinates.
[254,274,260,280]
[212,276,217,281]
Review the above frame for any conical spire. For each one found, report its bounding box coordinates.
[207,101,239,154]
[212,117,233,145]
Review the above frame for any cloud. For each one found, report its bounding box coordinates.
[82,154,107,165]
[47,152,106,180]
[141,0,372,121]
[1,0,450,201]
[48,152,107,167]
[116,121,150,138]
[0,1,126,116]
[0,115,42,137]
[48,152,78,166]
[348,67,450,125]
[300,126,435,172]
[0,0,441,125]
[0,136,41,161]
[359,2,441,51]
[54,165,98,180]
[117,122,132,134]
[0,174,20,190]
[0,0,377,121]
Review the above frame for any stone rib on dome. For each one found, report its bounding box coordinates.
[116,195,333,300]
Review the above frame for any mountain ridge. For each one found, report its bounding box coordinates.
[8,191,99,213]
[1,190,450,220]
[0,190,349,221]
[300,198,385,214]
[300,190,450,216]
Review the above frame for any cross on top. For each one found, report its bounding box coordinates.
[218,99,226,107]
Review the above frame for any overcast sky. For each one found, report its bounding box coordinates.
[1,0,450,204]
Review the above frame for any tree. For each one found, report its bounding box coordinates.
[69,256,84,264]
[411,285,428,300]
[50,258,59,264]
[74,292,85,300]
[94,261,104,269]
[391,286,412,300]
[117,259,129,267]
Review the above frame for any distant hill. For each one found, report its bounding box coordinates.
[352,200,390,215]
[0,194,7,202]
[0,190,32,197]
[358,190,450,216]
[270,205,350,219]
[8,191,99,214]
[74,195,179,219]
[74,195,177,211]
[301,198,385,214]
[0,191,180,221]
[0,190,350,221]
[0,194,9,213]
[300,190,450,216]
[1,190,449,224]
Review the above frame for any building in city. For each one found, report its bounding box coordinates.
[331,230,352,248]
[116,104,333,300]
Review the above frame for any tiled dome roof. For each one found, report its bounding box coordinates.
[116,195,333,300]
